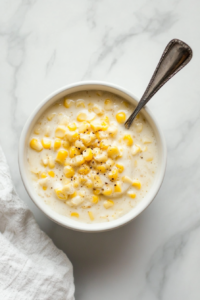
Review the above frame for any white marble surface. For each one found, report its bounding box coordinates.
[0,0,199,299]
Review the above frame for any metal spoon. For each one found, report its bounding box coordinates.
[124,39,193,129]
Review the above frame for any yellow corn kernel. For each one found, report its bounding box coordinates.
[83,148,93,161]
[73,178,79,188]
[108,124,118,137]
[76,99,85,108]
[116,163,124,173]
[107,146,120,159]
[102,186,112,196]
[85,179,93,189]
[48,171,55,177]
[55,188,67,201]
[55,126,66,138]
[78,121,91,133]
[47,113,56,121]
[70,155,85,167]
[54,138,61,151]
[123,134,133,146]
[64,98,74,108]
[93,188,101,195]
[71,132,79,143]
[96,165,106,173]
[41,172,47,178]
[78,165,90,175]
[69,146,80,158]
[64,165,75,178]
[106,158,115,169]
[101,121,108,131]
[55,150,68,164]
[132,145,141,156]
[108,169,118,181]
[103,200,114,209]
[92,104,104,115]
[116,112,126,123]
[77,112,87,122]
[146,157,153,162]
[127,191,136,198]
[136,123,143,133]
[71,212,79,218]
[62,140,70,149]
[30,139,43,152]
[88,102,94,111]
[104,99,112,110]
[88,211,94,221]
[68,122,77,131]
[44,126,50,137]
[114,181,121,193]
[42,186,47,190]
[34,126,41,135]
[103,115,110,124]
[92,195,99,204]
[79,176,87,185]
[99,140,109,150]
[48,156,55,169]
[90,121,102,132]
[70,191,77,198]
[122,176,133,185]
[41,138,51,149]
[41,157,48,167]
[132,180,141,189]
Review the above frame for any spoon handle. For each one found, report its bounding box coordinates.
[124,39,193,129]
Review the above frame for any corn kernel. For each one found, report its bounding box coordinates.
[70,155,85,167]
[105,159,115,169]
[69,146,80,158]
[102,186,112,196]
[77,112,87,122]
[62,183,75,195]
[42,157,48,167]
[41,172,47,178]
[92,195,99,204]
[86,179,93,189]
[54,138,61,151]
[104,99,112,110]
[132,145,141,156]
[78,121,91,133]
[70,191,77,198]
[127,191,136,198]
[90,121,102,132]
[55,126,66,138]
[116,163,124,173]
[83,148,93,161]
[132,180,141,189]
[101,121,109,131]
[63,140,70,149]
[103,200,114,209]
[71,212,79,218]
[103,115,110,124]
[76,99,85,108]
[34,127,41,135]
[107,146,120,159]
[92,104,104,115]
[55,150,68,164]
[78,165,90,175]
[48,171,55,177]
[48,156,55,169]
[47,113,56,121]
[93,188,101,195]
[55,188,67,201]
[30,139,43,152]
[88,103,94,111]
[99,140,109,150]
[68,122,77,131]
[64,98,74,108]
[143,137,152,144]
[123,134,133,146]
[122,176,133,185]
[108,124,118,137]
[135,123,143,133]
[44,126,50,137]
[64,165,75,178]
[146,157,153,162]
[41,137,51,149]
[42,186,47,190]
[73,178,79,188]
[116,112,126,123]
[79,175,87,184]
[88,211,94,221]
[108,169,118,181]
[122,101,129,108]
[80,132,96,146]
[96,165,106,173]
[114,181,121,193]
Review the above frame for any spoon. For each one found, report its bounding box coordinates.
[124,39,193,129]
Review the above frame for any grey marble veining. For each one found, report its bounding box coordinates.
[0,0,200,299]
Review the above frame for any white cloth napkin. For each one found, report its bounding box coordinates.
[0,147,75,300]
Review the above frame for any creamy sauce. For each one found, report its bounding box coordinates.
[27,90,158,223]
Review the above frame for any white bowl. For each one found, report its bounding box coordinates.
[18,81,167,232]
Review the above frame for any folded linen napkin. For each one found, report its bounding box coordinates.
[0,147,75,300]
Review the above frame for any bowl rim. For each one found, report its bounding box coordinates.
[18,80,167,232]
